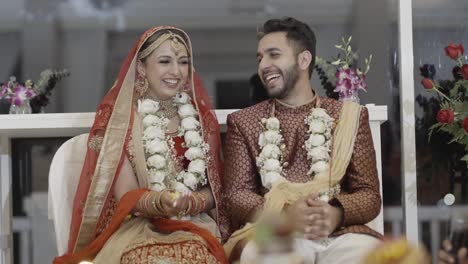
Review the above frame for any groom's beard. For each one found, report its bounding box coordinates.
[266,62,300,99]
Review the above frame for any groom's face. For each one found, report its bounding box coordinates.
[257,32,300,99]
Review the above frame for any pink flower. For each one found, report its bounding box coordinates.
[334,67,368,99]
[463,117,468,133]
[13,98,23,106]
[10,84,36,106]
[445,44,464,60]
[461,64,468,80]
[421,78,434,90]
[436,109,455,124]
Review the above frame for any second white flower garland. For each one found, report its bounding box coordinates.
[256,105,334,190]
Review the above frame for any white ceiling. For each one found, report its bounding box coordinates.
[0,0,467,31]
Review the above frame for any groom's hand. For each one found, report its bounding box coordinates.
[303,198,343,240]
[285,194,318,234]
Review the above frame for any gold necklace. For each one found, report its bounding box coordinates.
[153,98,178,119]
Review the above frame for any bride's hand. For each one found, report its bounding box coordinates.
[160,190,183,217]
[173,192,192,216]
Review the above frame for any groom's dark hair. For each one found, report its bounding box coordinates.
[257,17,316,79]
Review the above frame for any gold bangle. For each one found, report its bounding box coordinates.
[158,189,176,216]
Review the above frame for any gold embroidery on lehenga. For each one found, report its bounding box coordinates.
[120,237,219,264]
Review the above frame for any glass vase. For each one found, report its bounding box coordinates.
[9,99,32,114]
[339,94,361,104]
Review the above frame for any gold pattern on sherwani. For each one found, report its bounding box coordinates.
[223,97,382,239]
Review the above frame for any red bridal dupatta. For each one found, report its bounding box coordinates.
[54,26,228,264]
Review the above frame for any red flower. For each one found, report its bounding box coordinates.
[445,44,464,60]
[461,64,468,80]
[421,78,434,90]
[437,109,455,124]
[463,117,468,133]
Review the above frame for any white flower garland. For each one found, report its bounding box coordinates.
[138,92,209,193]
[256,107,334,190]
[256,117,284,189]
[304,108,334,176]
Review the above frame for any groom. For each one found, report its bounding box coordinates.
[223,17,382,263]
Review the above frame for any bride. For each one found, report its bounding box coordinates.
[54,26,228,264]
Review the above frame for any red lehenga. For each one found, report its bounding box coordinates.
[53,26,228,264]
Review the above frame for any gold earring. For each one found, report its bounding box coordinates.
[135,75,148,98]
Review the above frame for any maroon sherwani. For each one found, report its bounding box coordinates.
[223,97,382,239]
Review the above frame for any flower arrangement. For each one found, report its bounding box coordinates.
[0,69,70,114]
[315,36,372,103]
[0,77,36,111]
[419,43,468,165]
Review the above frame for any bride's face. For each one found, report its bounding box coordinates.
[142,39,190,100]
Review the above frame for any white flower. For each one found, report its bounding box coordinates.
[309,120,326,134]
[260,171,283,189]
[143,126,166,140]
[173,181,190,193]
[258,133,267,148]
[146,140,169,155]
[142,115,165,128]
[181,116,200,131]
[147,154,167,169]
[188,159,206,175]
[263,130,282,145]
[308,146,330,161]
[173,92,190,104]
[311,108,330,119]
[182,172,199,190]
[319,194,330,202]
[260,144,281,160]
[265,118,280,131]
[178,104,197,119]
[148,169,166,183]
[151,182,166,192]
[309,161,329,174]
[263,159,281,172]
[307,134,326,147]
[184,130,203,147]
[138,99,159,114]
[185,147,205,160]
